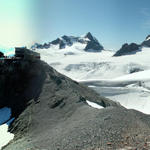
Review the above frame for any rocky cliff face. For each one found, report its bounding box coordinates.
[114,35,150,56]
[113,43,140,56]
[1,56,150,150]
[31,32,104,52]
[0,58,46,118]
[84,32,104,52]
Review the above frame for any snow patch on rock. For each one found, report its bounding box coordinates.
[0,124,14,150]
[86,100,104,109]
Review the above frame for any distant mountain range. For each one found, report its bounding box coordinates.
[31,32,104,52]
[31,32,150,57]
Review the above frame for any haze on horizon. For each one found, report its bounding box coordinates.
[1,0,150,51]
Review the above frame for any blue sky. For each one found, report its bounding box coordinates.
[1,0,150,51]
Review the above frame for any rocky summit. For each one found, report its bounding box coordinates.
[31,32,104,52]
[84,32,104,52]
[1,48,150,150]
[114,35,150,56]
[113,43,140,56]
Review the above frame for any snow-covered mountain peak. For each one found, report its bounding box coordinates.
[31,33,104,52]
[84,32,99,43]
[113,43,140,56]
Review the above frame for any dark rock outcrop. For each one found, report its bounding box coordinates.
[62,35,72,46]
[141,35,150,47]
[1,53,150,150]
[114,34,150,57]
[0,58,46,118]
[51,38,65,49]
[114,43,140,56]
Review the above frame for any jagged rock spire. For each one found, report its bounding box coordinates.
[84,32,94,41]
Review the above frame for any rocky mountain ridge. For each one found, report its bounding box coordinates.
[31,32,104,52]
[114,35,150,56]
[31,32,150,57]
[1,49,150,149]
